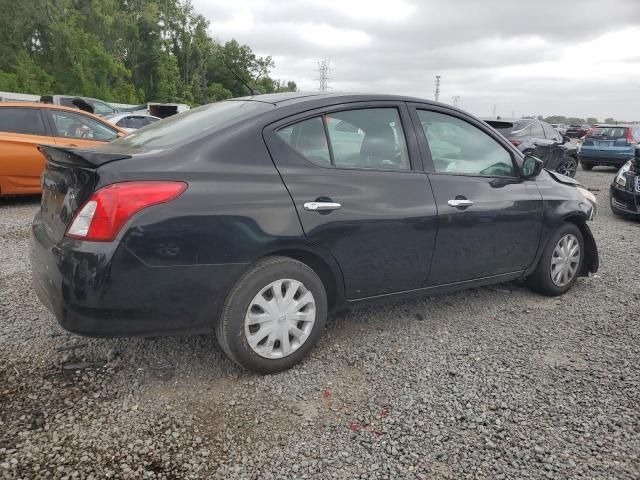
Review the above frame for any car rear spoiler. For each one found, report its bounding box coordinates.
[38,145,132,168]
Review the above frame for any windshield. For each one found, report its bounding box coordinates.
[588,127,628,139]
[108,100,271,149]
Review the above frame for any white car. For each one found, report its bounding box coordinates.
[105,113,161,132]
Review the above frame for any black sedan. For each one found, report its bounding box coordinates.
[31,92,599,373]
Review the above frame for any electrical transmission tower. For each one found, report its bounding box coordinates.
[434,75,441,102]
[317,60,331,92]
[452,96,460,107]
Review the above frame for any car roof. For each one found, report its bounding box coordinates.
[0,101,127,133]
[232,91,457,108]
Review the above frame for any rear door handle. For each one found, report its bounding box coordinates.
[448,199,474,208]
[304,201,342,212]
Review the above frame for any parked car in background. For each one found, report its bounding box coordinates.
[40,95,145,117]
[31,92,599,373]
[579,125,640,170]
[105,113,161,132]
[0,102,126,195]
[566,124,590,138]
[484,118,579,177]
[610,148,640,217]
[550,123,568,135]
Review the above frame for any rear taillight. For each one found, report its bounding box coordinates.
[510,139,523,147]
[66,181,187,241]
[626,128,635,145]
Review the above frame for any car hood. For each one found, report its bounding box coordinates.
[546,169,582,187]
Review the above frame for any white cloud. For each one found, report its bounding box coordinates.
[194,0,640,120]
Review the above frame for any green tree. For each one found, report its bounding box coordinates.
[0,0,296,105]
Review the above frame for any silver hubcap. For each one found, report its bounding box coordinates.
[551,234,580,287]
[244,279,316,359]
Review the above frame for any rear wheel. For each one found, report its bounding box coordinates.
[581,162,593,171]
[526,223,584,296]
[216,256,327,373]
[557,156,577,177]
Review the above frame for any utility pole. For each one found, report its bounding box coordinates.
[452,96,460,107]
[492,104,497,117]
[317,60,331,92]
[511,110,515,118]
[434,75,441,102]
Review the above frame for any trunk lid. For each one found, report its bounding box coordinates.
[38,145,131,242]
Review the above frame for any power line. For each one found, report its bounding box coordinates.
[317,60,331,92]
[434,75,441,102]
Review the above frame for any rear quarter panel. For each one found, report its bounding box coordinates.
[0,132,53,194]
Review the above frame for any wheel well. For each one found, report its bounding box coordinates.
[563,216,598,275]
[267,249,340,310]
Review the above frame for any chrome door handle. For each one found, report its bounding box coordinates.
[304,201,342,212]
[448,199,474,207]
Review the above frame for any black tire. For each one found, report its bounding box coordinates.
[581,162,593,171]
[216,256,327,374]
[526,223,584,296]
[556,156,578,178]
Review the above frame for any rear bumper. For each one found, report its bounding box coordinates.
[579,151,634,167]
[30,214,248,337]
[610,185,640,217]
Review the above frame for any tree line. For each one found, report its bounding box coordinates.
[538,115,633,125]
[0,0,296,105]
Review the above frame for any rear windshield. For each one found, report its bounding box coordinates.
[485,121,514,137]
[108,100,271,149]
[510,121,533,137]
[588,127,628,139]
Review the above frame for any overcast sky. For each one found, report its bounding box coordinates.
[193,0,640,120]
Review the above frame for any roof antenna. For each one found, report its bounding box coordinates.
[230,70,261,96]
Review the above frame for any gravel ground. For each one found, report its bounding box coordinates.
[1,169,639,479]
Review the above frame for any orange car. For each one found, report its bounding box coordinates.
[0,102,127,195]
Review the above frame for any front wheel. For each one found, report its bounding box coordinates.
[556,156,578,177]
[526,223,584,296]
[216,256,327,373]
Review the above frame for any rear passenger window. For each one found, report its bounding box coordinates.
[276,108,410,171]
[0,108,47,136]
[276,117,331,167]
[530,122,544,138]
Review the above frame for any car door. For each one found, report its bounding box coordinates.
[0,106,53,194]
[45,109,119,148]
[265,103,438,299]
[410,105,543,286]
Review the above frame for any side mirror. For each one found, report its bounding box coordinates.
[522,155,544,178]
[562,135,570,144]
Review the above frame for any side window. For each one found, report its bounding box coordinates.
[325,108,410,170]
[530,122,544,138]
[276,117,331,167]
[418,110,514,177]
[116,117,132,129]
[49,110,118,141]
[542,123,560,141]
[0,107,47,136]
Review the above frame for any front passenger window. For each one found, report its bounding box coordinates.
[418,110,514,177]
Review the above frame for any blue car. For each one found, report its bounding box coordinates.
[580,125,640,170]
